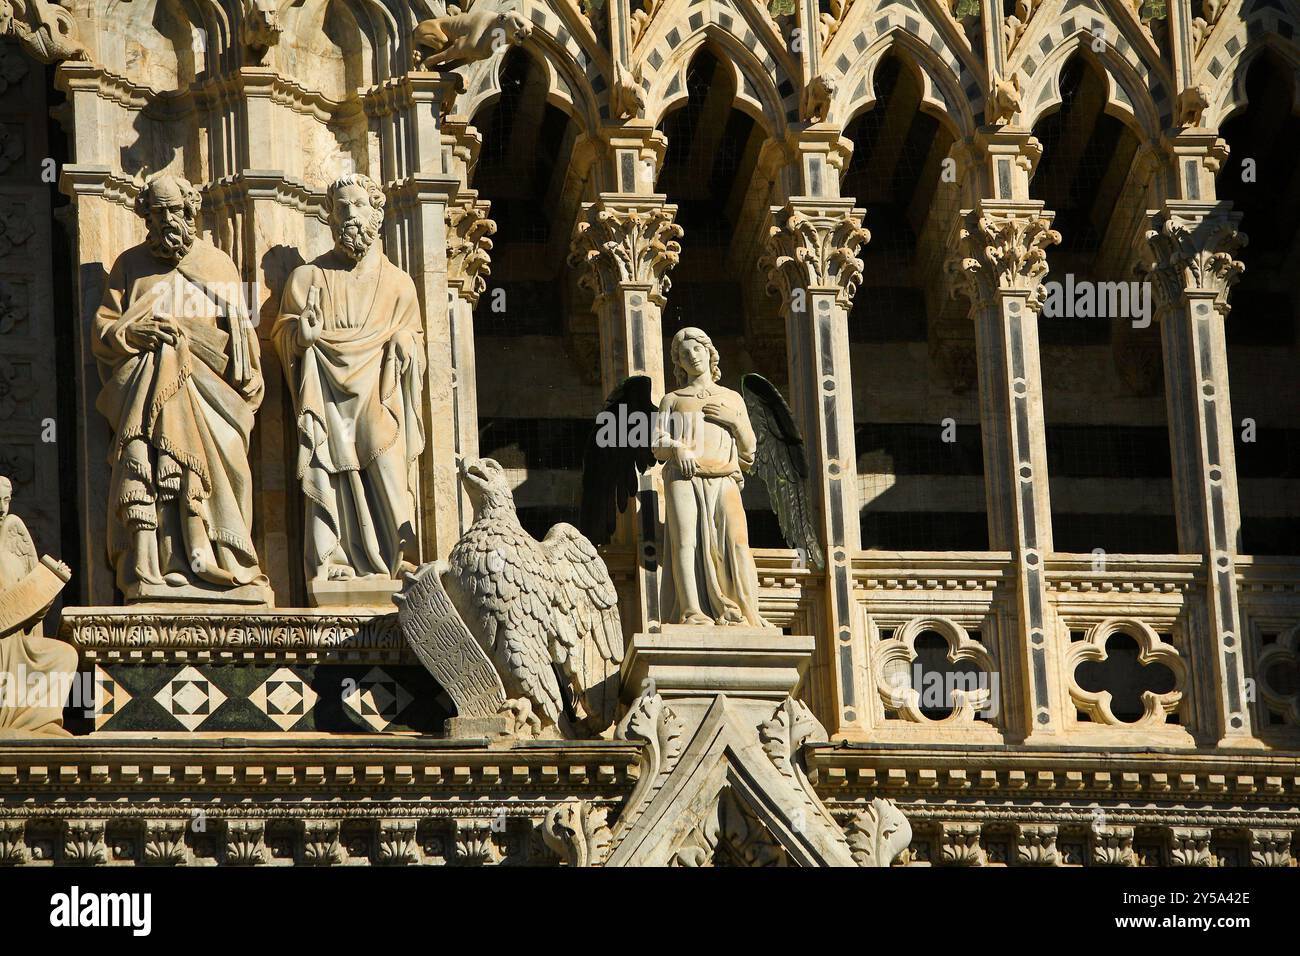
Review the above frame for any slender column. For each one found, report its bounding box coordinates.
[946,128,1064,740]
[763,198,869,737]
[1143,129,1256,745]
[444,185,495,532]
[569,125,679,635]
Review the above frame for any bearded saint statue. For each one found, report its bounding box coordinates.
[274,173,426,604]
[93,172,269,602]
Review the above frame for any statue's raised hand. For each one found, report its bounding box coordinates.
[701,399,739,433]
[298,285,323,348]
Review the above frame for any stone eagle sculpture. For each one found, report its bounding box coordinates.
[431,456,624,737]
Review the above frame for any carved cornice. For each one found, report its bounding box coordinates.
[946,204,1061,312]
[568,198,682,305]
[1142,204,1247,317]
[761,202,869,310]
[446,197,496,305]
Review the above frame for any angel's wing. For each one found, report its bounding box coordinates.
[1,515,38,578]
[542,523,624,733]
[741,373,826,571]
[579,374,657,546]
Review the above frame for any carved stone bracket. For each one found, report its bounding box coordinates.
[568,199,682,305]
[1169,826,1215,867]
[1091,823,1137,867]
[1142,204,1247,317]
[762,202,869,310]
[946,203,1061,312]
[446,197,496,306]
[1015,823,1060,866]
[939,821,987,866]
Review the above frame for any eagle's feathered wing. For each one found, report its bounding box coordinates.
[450,518,624,733]
[540,522,624,731]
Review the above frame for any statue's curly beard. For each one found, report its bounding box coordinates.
[336,216,380,261]
[147,216,196,263]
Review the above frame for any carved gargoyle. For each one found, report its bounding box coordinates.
[989,72,1022,126]
[412,7,532,70]
[611,60,645,120]
[0,0,90,64]
[801,74,836,124]
[1176,84,1210,128]
[240,0,281,65]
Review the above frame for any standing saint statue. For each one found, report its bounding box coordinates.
[274,173,426,604]
[652,328,769,627]
[94,172,269,603]
[0,476,79,737]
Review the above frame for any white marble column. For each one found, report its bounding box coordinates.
[947,129,1065,741]
[1143,129,1256,745]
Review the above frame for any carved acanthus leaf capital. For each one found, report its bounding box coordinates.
[446,199,496,304]
[946,207,1061,312]
[762,204,869,309]
[1142,207,1246,315]
[568,201,682,304]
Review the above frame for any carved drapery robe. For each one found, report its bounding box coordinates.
[653,385,766,626]
[0,513,77,737]
[94,240,266,590]
[274,251,426,580]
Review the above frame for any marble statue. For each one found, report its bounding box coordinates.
[653,328,768,626]
[442,456,623,737]
[94,172,269,603]
[0,476,78,737]
[580,328,822,628]
[275,173,426,605]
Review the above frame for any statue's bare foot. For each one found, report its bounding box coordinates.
[163,572,188,586]
[326,565,356,581]
[680,611,713,626]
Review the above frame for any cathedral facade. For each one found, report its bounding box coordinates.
[0,0,1297,867]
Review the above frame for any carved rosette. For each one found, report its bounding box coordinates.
[947,208,1061,312]
[762,205,870,310]
[569,201,682,305]
[446,199,496,306]
[1143,207,1247,316]
[542,801,613,867]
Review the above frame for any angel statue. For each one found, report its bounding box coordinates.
[580,326,823,629]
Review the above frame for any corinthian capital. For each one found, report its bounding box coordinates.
[946,204,1061,312]
[761,202,869,309]
[568,199,682,304]
[446,198,496,305]
[1142,204,1247,315]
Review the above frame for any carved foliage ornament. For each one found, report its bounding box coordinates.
[570,204,682,302]
[844,797,912,867]
[1143,208,1246,314]
[762,207,870,308]
[947,209,1061,311]
[542,801,613,867]
[446,200,496,305]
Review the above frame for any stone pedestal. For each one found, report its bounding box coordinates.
[607,626,858,866]
[621,626,813,723]
[308,576,403,609]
